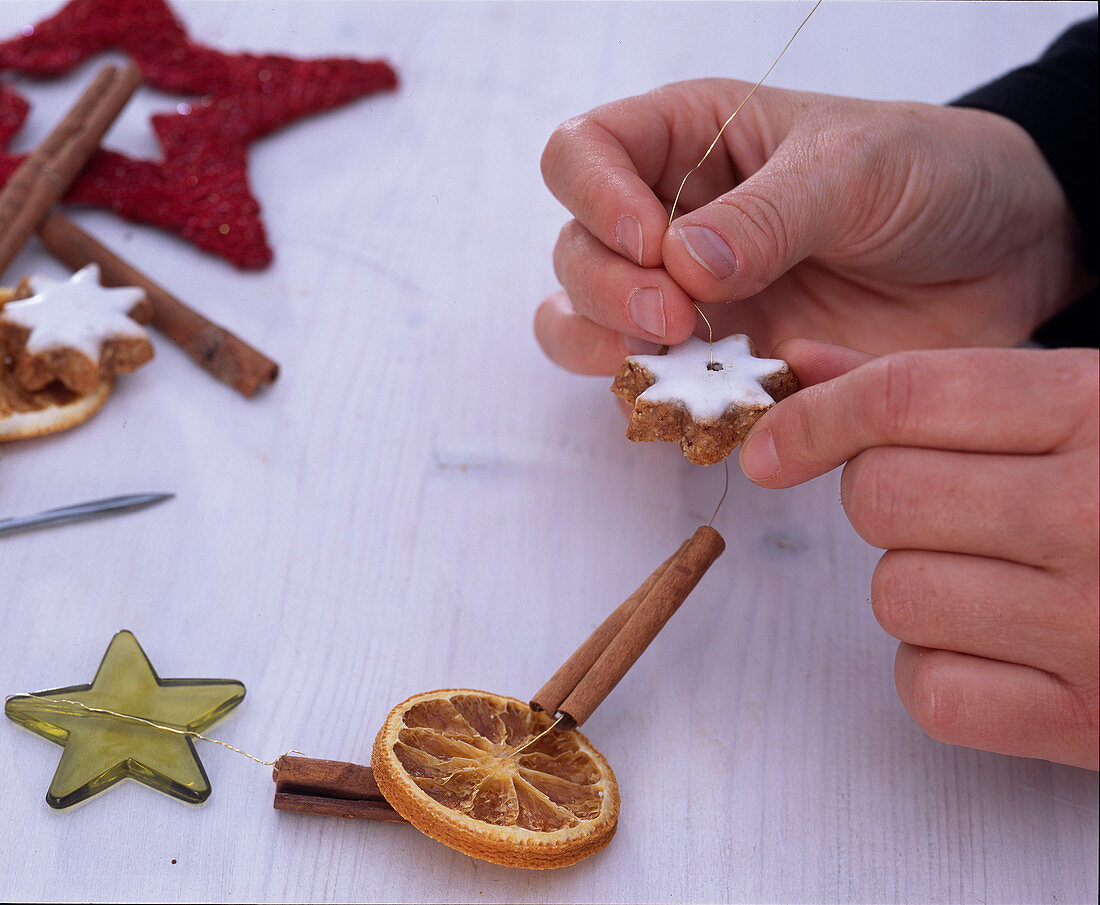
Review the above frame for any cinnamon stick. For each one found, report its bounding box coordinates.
[551,526,725,726]
[272,755,406,823]
[38,212,279,396]
[273,755,385,799]
[274,792,407,822]
[0,63,142,277]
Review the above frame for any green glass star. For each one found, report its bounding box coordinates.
[5,630,245,809]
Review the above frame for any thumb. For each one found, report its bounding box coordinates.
[661,133,869,302]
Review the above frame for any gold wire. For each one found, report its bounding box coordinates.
[708,458,731,527]
[5,694,305,767]
[667,0,824,227]
[693,300,717,367]
[505,713,574,759]
[671,2,821,499]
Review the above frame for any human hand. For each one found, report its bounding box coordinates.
[535,79,1093,374]
[739,339,1099,769]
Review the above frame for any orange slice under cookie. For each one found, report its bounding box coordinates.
[612,334,798,465]
[372,689,619,869]
[0,369,113,442]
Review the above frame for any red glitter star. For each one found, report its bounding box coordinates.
[0,0,397,268]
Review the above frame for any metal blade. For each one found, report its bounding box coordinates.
[0,492,175,538]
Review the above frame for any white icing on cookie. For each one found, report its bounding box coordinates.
[2,264,147,357]
[630,335,787,421]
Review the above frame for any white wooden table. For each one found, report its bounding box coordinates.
[1,2,1096,902]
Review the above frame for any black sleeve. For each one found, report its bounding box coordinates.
[952,18,1098,348]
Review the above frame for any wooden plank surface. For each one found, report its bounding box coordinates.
[1,2,1096,903]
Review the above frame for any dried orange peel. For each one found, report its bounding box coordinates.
[0,371,113,442]
[371,689,619,869]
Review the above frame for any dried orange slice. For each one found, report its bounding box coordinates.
[0,370,113,442]
[371,689,619,869]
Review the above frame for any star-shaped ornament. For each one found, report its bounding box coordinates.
[611,335,799,466]
[0,0,398,267]
[5,630,245,808]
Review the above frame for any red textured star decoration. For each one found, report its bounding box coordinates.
[0,0,398,268]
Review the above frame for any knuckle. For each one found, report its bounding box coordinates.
[540,117,588,186]
[871,553,921,639]
[1050,348,1100,441]
[542,115,626,229]
[534,295,619,377]
[1063,466,1100,537]
[532,298,565,362]
[1063,682,1100,762]
[1031,676,1098,768]
[867,352,921,440]
[841,449,900,548]
[1033,454,1100,564]
[772,385,824,472]
[555,218,586,250]
[904,651,966,742]
[788,106,905,241]
[553,220,607,288]
[1048,347,1099,389]
[811,116,890,176]
[573,165,612,220]
[648,82,685,109]
[719,188,792,292]
[550,221,580,283]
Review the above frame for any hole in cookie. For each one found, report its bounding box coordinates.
[706,362,724,371]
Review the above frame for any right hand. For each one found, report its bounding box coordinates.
[534,79,1093,375]
[738,339,1099,769]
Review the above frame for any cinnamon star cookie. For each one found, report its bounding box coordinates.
[0,264,152,396]
[611,335,798,466]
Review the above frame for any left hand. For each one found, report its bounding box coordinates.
[739,339,1099,769]
[534,83,1093,376]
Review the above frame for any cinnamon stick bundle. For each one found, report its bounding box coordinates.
[533,526,725,726]
[37,212,279,396]
[530,538,690,718]
[0,63,142,277]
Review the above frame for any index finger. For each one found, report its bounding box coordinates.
[541,96,672,268]
[740,343,1098,487]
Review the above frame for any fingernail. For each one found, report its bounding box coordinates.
[616,215,643,264]
[624,335,662,355]
[628,287,666,339]
[678,225,737,279]
[740,427,779,481]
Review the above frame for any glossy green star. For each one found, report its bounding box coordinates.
[5,630,245,808]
